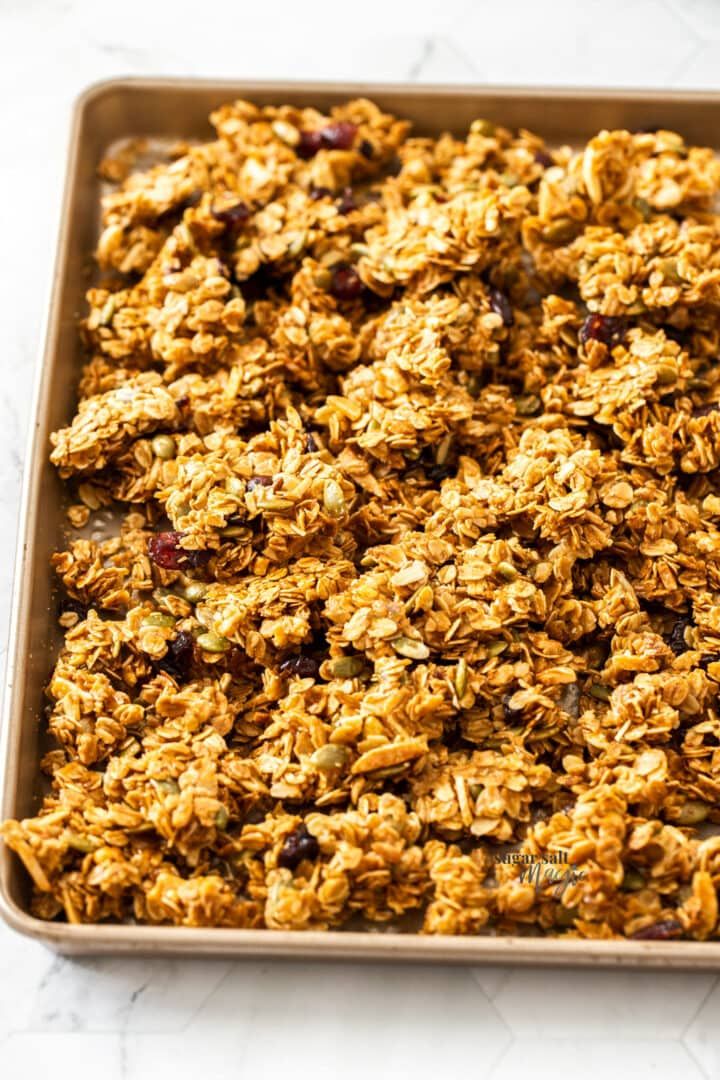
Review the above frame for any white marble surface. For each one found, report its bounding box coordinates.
[2,1,720,1076]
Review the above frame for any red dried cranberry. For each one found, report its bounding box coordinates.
[211,201,251,228]
[336,187,357,215]
[159,630,194,679]
[246,475,273,491]
[489,288,514,327]
[277,824,319,870]
[631,919,683,940]
[534,149,554,168]
[148,532,207,570]
[297,130,323,159]
[579,314,626,348]
[309,186,333,200]
[330,265,363,301]
[279,655,320,678]
[320,121,357,150]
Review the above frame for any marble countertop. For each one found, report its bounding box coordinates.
[3,1,720,1076]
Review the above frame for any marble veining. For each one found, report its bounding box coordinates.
[2,1,720,1076]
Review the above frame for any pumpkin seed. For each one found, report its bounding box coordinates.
[66,832,100,854]
[497,561,518,581]
[392,635,430,660]
[621,868,646,892]
[676,799,709,825]
[487,641,508,657]
[311,744,349,771]
[143,612,176,629]
[215,806,229,830]
[323,479,346,516]
[331,656,365,678]
[196,631,231,653]
[589,683,611,702]
[455,658,468,699]
[183,581,207,604]
[471,118,496,137]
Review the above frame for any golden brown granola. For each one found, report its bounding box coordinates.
[5,100,720,940]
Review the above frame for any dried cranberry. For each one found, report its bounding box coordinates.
[359,138,374,160]
[309,186,332,200]
[631,918,683,940]
[668,616,692,656]
[297,130,323,159]
[330,265,363,301]
[211,201,251,228]
[320,121,357,150]
[279,655,320,678]
[694,402,720,418]
[277,824,319,870]
[159,630,194,679]
[246,475,273,491]
[534,149,554,168]
[148,531,207,570]
[489,288,514,327]
[579,314,626,348]
[336,187,357,214]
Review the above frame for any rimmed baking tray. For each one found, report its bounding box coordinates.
[3,78,720,965]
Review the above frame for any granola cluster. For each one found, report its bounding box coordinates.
[5,99,720,940]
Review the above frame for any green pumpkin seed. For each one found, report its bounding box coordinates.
[196,631,231,653]
[183,581,207,604]
[323,479,346,516]
[215,806,229,830]
[143,612,176,629]
[487,641,508,657]
[497,561,518,581]
[152,778,180,796]
[392,635,430,660]
[621,868,646,892]
[515,393,542,416]
[331,656,365,678]
[455,658,468,699]
[472,119,496,137]
[311,744,350,771]
[676,799,709,825]
[589,683,611,702]
[543,218,576,244]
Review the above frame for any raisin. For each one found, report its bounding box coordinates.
[631,918,683,940]
[534,149,554,168]
[211,201,251,228]
[336,187,357,214]
[309,186,332,200]
[246,475,273,491]
[277,824,319,870]
[359,138,374,159]
[279,655,320,678]
[158,630,195,680]
[668,616,692,656]
[297,130,322,159]
[489,288,514,327]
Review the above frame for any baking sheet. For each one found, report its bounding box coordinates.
[3,78,720,965]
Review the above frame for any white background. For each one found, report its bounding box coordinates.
[2,1,720,1076]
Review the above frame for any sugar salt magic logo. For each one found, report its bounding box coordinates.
[493,852,586,900]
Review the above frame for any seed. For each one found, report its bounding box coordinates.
[656,363,678,386]
[589,683,611,702]
[497,561,518,581]
[633,196,652,220]
[487,641,508,657]
[143,612,176,629]
[555,906,579,929]
[676,799,709,825]
[151,434,176,460]
[66,833,100,853]
[489,287,514,327]
[330,265,363,301]
[311,744,349,771]
[183,582,207,604]
[280,655,320,678]
[221,524,247,538]
[543,218,577,244]
[277,824,319,870]
[331,656,365,678]
[392,635,430,660]
[515,393,541,416]
[621,868,646,892]
[215,806,229,830]
[455,658,468,699]
[471,118,496,137]
[196,631,231,654]
[272,119,300,147]
[579,313,626,348]
[98,297,116,326]
[152,778,180,796]
[323,478,346,516]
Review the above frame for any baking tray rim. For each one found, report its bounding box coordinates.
[3,76,720,964]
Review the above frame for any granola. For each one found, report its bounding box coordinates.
[4,100,720,941]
